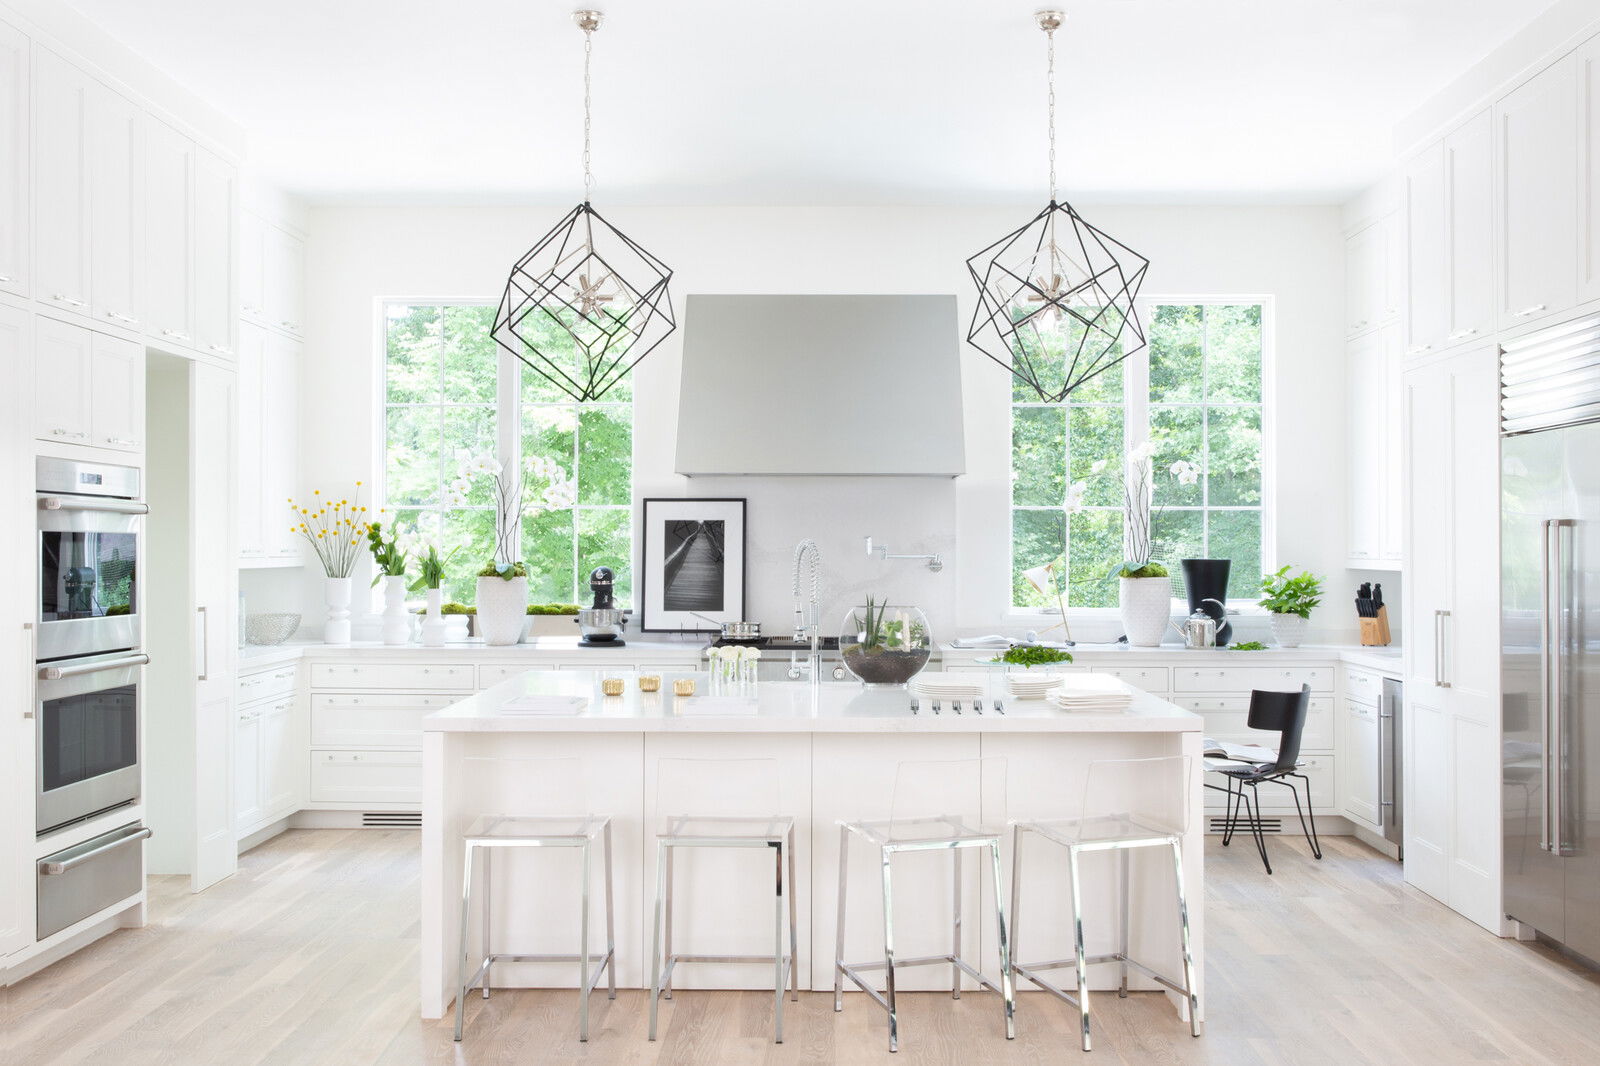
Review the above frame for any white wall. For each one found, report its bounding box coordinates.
[292,203,1351,641]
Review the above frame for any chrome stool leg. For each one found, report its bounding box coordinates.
[1171,839,1202,1037]
[988,840,1016,1040]
[453,841,475,1042]
[481,846,492,1000]
[648,839,667,1041]
[1067,843,1091,1052]
[662,843,676,1000]
[833,823,849,1012]
[773,838,786,1044]
[951,845,962,999]
[578,839,591,1042]
[787,825,800,1004]
[1118,846,1131,998]
[881,844,898,1053]
[1008,826,1024,989]
[603,820,617,1000]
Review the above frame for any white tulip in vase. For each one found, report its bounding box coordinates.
[412,540,457,648]
[287,481,374,645]
[365,520,414,645]
[1258,565,1323,649]
[451,449,577,648]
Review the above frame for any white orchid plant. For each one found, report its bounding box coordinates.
[1061,441,1201,580]
[447,449,577,580]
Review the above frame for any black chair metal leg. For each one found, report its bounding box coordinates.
[1221,777,1240,846]
[1246,784,1272,875]
[1288,774,1323,859]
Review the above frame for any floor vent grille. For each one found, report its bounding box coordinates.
[1208,817,1283,835]
[362,812,422,828]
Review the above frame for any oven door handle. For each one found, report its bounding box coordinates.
[39,826,152,875]
[38,652,150,680]
[38,496,149,515]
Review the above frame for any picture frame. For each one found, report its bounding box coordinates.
[640,497,748,632]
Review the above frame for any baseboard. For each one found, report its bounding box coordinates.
[288,809,419,831]
[1205,813,1357,836]
[237,817,294,854]
[1349,823,1402,860]
[3,911,127,987]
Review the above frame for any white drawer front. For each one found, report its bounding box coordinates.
[1172,665,1332,694]
[1340,666,1383,706]
[238,663,298,704]
[1180,697,1334,751]
[310,693,456,748]
[1089,666,1170,692]
[310,662,474,691]
[478,663,536,689]
[1204,755,1334,812]
[310,750,423,805]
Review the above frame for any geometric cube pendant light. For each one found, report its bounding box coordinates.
[491,10,676,402]
[966,11,1149,403]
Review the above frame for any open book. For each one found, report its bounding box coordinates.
[1201,737,1279,765]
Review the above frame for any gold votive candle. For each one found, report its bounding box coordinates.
[638,674,662,692]
[673,678,697,697]
[601,677,625,697]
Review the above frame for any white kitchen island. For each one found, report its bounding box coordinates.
[420,671,1204,1025]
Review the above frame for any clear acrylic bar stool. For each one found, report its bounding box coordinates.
[453,757,615,1043]
[833,757,1016,1053]
[1010,755,1201,1052]
[647,757,798,1043]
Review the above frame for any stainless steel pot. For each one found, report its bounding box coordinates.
[720,621,761,641]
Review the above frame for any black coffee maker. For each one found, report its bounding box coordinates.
[578,566,625,647]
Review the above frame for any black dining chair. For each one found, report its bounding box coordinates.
[1204,684,1322,874]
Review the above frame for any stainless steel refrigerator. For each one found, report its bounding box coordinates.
[1501,314,1600,962]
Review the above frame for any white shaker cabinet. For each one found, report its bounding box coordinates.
[193,147,236,358]
[1497,53,1578,330]
[236,322,265,557]
[239,210,266,322]
[0,23,27,301]
[0,303,30,960]
[237,323,301,564]
[32,314,90,443]
[1580,36,1600,304]
[88,331,144,452]
[234,704,264,829]
[1342,699,1381,828]
[1345,324,1402,568]
[1345,221,1380,336]
[87,81,142,332]
[32,46,90,318]
[1444,110,1494,346]
[1403,143,1447,359]
[143,117,193,348]
[264,223,304,336]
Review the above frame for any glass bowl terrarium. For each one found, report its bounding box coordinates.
[840,599,932,687]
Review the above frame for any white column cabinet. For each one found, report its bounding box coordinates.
[263,224,304,336]
[0,23,28,301]
[89,332,144,451]
[236,322,265,557]
[87,81,142,331]
[142,117,193,348]
[1345,324,1402,568]
[1444,110,1494,346]
[1403,143,1447,358]
[31,46,90,318]
[1345,222,1380,336]
[1497,53,1578,329]
[32,314,90,443]
[1579,36,1600,305]
[193,147,236,358]
[239,210,266,322]
[238,324,301,564]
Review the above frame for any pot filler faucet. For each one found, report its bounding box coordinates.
[789,539,823,684]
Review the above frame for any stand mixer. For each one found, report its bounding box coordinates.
[578,566,626,647]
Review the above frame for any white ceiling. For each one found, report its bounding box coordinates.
[64,0,1555,205]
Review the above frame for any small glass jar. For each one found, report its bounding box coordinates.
[600,676,625,697]
[638,674,662,692]
[673,678,697,697]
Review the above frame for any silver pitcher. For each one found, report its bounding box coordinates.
[1169,609,1218,649]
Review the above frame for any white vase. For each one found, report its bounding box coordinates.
[324,576,353,644]
[1270,612,1309,648]
[1119,575,1173,648]
[420,588,448,647]
[381,575,410,645]
[476,575,528,646]
[444,615,470,642]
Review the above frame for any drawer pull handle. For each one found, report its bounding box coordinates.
[51,293,87,307]
[1513,304,1547,318]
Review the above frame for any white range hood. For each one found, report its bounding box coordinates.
[674,294,966,477]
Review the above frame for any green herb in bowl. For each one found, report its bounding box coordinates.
[1230,640,1267,651]
[1000,646,1075,668]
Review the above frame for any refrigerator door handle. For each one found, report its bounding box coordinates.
[1376,692,1387,829]
[1542,518,1576,855]
[1434,610,1452,688]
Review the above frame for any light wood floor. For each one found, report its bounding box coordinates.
[7,827,1600,1066]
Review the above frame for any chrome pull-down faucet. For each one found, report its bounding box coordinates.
[788,539,823,684]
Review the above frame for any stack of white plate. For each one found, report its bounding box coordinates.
[911,673,985,701]
[1005,672,1065,700]
[1045,674,1135,713]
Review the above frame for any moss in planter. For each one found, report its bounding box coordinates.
[841,645,932,685]
[527,603,580,615]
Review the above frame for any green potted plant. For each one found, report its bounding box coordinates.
[1258,566,1323,648]
[525,603,581,640]
[409,540,458,647]
[840,596,933,687]
[365,521,410,645]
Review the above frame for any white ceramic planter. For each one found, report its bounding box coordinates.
[1270,612,1309,648]
[324,576,352,645]
[476,575,528,646]
[380,575,411,645]
[420,587,448,647]
[1119,575,1173,648]
[526,614,579,640]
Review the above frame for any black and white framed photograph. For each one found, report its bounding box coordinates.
[640,498,747,632]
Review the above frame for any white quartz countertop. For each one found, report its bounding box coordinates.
[238,636,708,664]
[422,671,1202,734]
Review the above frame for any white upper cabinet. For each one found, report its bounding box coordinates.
[32,46,90,317]
[1497,53,1578,329]
[240,210,266,322]
[0,23,27,300]
[264,331,301,557]
[143,117,193,347]
[193,146,237,358]
[88,81,143,331]
[1346,324,1402,569]
[89,331,143,451]
[236,322,264,557]
[1580,36,1600,305]
[1444,110,1493,345]
[264,223,304,336]
[1345,222,1381,336]
[32,314,91,443]
[1403,143,1447,358]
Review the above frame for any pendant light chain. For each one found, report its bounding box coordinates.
[582,22,595,199]
[1046,22,1057,203]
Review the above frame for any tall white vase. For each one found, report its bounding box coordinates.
[476,575,528,646]
[324,576,353,645]
[1119,575,1173,648]
[420,587,448,647]
[381,575,410,645]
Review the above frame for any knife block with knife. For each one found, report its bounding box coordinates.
[1356,582,1391,646]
